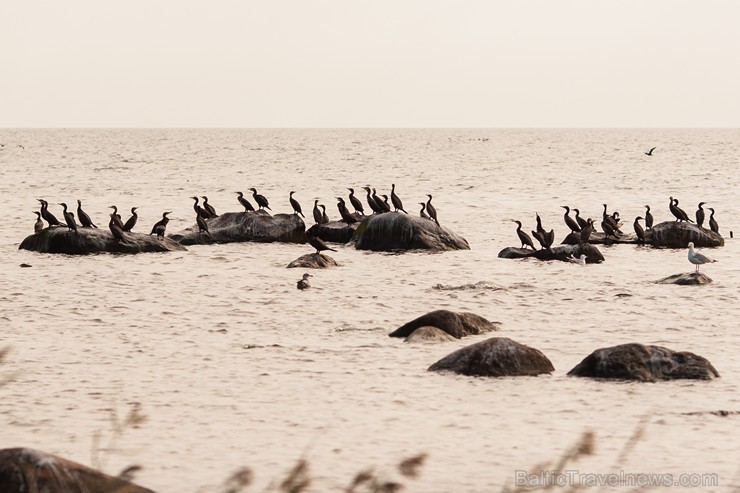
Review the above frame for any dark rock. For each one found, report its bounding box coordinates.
[0,447,156,493]
[562,231,637,245]
[404,326,457,343]
[655,272,713,285]
[498,243,604,263]
[170,210,305,245]
[307,221,358,244]
[19,227,187,255]
[645,221,724,248]
[287,252,340,269]
[389,310,500,339]
[567,343,720,381]
[352,213,469,251]
[428,337,555,377]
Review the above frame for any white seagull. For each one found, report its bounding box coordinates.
[687,242,716,272]
[567,254,587,265]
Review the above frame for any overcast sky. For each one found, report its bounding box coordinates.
[2,1,740,127]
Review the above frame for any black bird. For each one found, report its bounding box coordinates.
[380,195,392,213]
[297,273,312,290]
[512,220,535,250]
[109,206,125,230]
[419,202,430,220]
[59,203,77,233]
[150,211,171,239]
[191,196,209,219]
[669,197,691,222]
[561,206,581,233]
[602,204,620,233]
[644,205,654,229]
[347,188,365,215]
[708,208,719,234]
[580,218,594,244]
[33,211,43,233]
[312,200,323,225]
[425,194,439,226]
[573,208,588,230]
[235,191,255,212]
[249,188,271,211]
[634,216,645,244]
[601,216,618,243]
[362,186,382,214]
[37,199,62,227]
[76,199,97,228]
[374,189,391,213]
[696,202,706,228]
[336,197,358,224]
[196,212,210,235]
[122,207,138,232]
[289,191,305,218]
[319,205,330,224]
[307,233,337,254]
[531,213,554,250]
[201,196,218,217]
[109,213,126,242]
[645,146,656,156]
[390,184,408,213]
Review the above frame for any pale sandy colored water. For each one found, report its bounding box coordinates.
[0,129,738,492]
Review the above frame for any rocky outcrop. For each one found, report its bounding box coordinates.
[287,253,340,269]
[428,337,555,377]
[307,220,361,244]
[498,243,604,263]
[562,231,637,245]
[352,213,469,251]
[655,272,713,285]
[404,326,457,343]
[170,210,305,245]
[19,226,187,254]
[389,310,500,339]
[568,343,720,381]
[561,221,724,248]
[0,448,156,493]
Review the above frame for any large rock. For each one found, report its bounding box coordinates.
[655,272,713,285]
[389,310,500,339]
[561,231,637,245]
[404,326,458,343]
[428,337,555,377]
[170,210,305,245]
[498,243,604,263]
[645,221,724,248]
[19,226,187,254]
[287,253,340,269]
[352,213,469,251]
[306,221,359,244]
[0,447,156,493]
[568,343,720,381]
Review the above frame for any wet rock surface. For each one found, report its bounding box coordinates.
[389,310,500,339]
[170,210,305,245]
[19,226,187,254]
[404,326,458,343]
[561,221,724,248]
[307,219,361,244]
[352,213,469,251]
[498,243,604,263]
[655,272,713,285]
[287,252,340,269]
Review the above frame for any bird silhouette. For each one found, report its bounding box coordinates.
[645,147,656,156]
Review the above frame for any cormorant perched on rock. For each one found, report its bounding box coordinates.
[633,216,645,244]
[150,211,171,239]
[362,186,382,214]
[109,206,124,230]
[580,218,594,244]
[336,197,358,224]
[695,202,706,228]
[33,211,44,233]
[319,205,329,224]
[380,195,393,213]
[307,233,337,254]
[602,204,620,233]
[512,220,535,250]
[426,194,439,226]
[249,188,271,211]
[644,205,654,229]
[289,191,305,218]
[191,197,208,219]
[561,206,581,233]
[59,203,77,233]
[76,199,97,228]
[347,188,365,215]
[390,184,408,213]
[687,242,716,272]
[312,200,323,225]
[531,213,554,250]
[109,213,126,242]
[373,189,391,213]
[601,216,618,243]
[196,211,210,235]
[573,208,588,230]
[37,199,62,227]
[122,207,138,232]
[235,191,255,212]
[669,197,691,222]
[297,273,312,290]
[708,208,719,234]
[419,202,430,220]
[201,196,218,217]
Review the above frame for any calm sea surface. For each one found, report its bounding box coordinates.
[0,129,738,492]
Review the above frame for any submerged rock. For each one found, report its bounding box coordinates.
[0,447,156,493]
[498,243,604,263]
[389,310,500,339]
[170,210,305,245]
[428,337,555,377]
[404,326,457,343]
[561,221,724,248]
[307,220,361,244]
[655,272,713,285]
[568,343,720,381]
[287,252,340,269]
[19,226,187,255]
[352,213,469,251]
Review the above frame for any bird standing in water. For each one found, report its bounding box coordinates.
[297,273,312,290]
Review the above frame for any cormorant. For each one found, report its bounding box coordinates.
[37,199,62,227]
[59,203,77,232]
[687,242,716,272]
[390,184,408,213]
[297,273,312,290]
[426,194,439,226]
[601,217,618,243]
[602,204,620,233]
[362,186,382,214]
[307,233,337,254]
[512,220,535,250]
[645,146,656,156]
[201,196,218,217]
[196,211,210,235]
[191,197,209,219]
[336,197,358,224]
[669,197,691,222]
[347,188,365,215]
[380,195,392,213]
[319,205,329,224]
[531,213,554,250]
[122,207,138,232]
[561,206,581,233]
[708,208,719,234]
[696,202,706,228]
[76,199,97,228]
[633,216,645,244]
[235,191,255,212]
[644,205,654,229]
[109,213,126,242]
[419,202,430,220]
[573,208,588,230]
[289,191,305,218]
[313,200,323,225]
[580,218,594,244]
[33,211,43,233]
[373,189,391,213]
[249,188,271,211]
[109,206,125,230]
[150,212,171,239]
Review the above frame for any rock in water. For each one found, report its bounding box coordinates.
[568,343,720,381]
[307,221,360,244]
[352,213,469,251]
[655,272,713,285]
[498,243,604,263]
[428,337,555,377]
[287,252,340,269]
[388,310,500,339]
[404,326,458,343]
[19,227,187,255]
[170,210,305,245]
[645,221,724,248]
[0,447,156,493]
